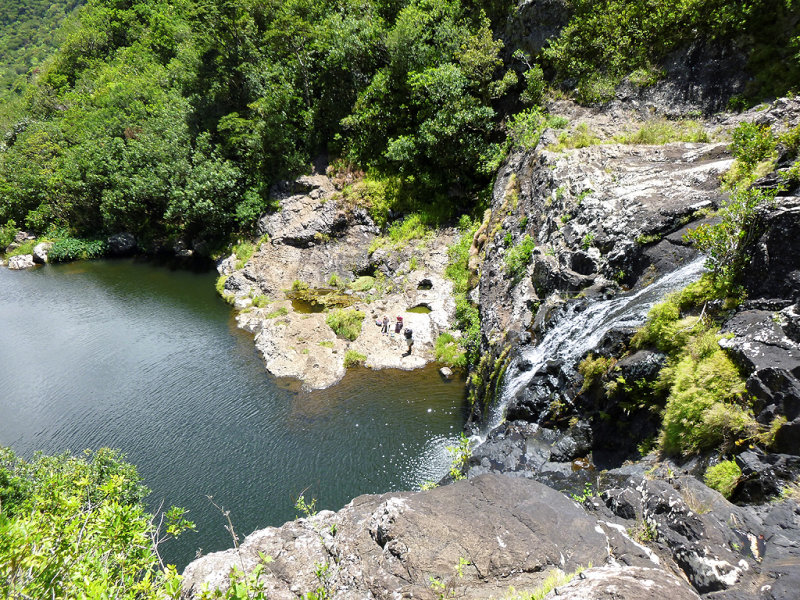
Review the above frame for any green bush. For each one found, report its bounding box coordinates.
[435,332,466,368]
[730,122,776,168]
[578,354,612,393]
[326,309,365,341]
[232,239,256,269]
[343,349,367,368]
[0,447,190,599]
[704,460,742,498]
[265,306,288,319]
[504,234,536,281]
[0,220,19,251]
[658,331,756,455]
[47,238,107,263]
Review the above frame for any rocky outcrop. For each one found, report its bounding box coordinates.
[221,175,460,389]
[182,474,682,600]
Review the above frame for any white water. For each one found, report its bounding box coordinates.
[485,257,707,434]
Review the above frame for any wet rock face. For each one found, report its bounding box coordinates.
[107,232,137,256]
[181,474,664,600]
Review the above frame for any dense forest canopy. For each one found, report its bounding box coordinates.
[0,0,797,250]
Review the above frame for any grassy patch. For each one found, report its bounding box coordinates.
[318,340,334,349]
[5,239,36,257]
[326,309,365,341]
[435,333,466,368]
[343,349,367,368]
[348,276,375,292]
[265,307,288,319]
[444,216,482,365]
[704,460,742,498]
[369,213,433,253]
[615,119,710,145]
[232,239,256,269]
[548,123,602,151]
[577,354,613,394]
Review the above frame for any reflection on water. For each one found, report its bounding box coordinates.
[0,259,466,569]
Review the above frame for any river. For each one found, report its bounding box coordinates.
[0,258,467,568]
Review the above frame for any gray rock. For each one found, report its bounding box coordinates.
[439,366,453,379]
[548,566,701,599]
[8,254,35,270]
[182,474,656,600]
[107,233,136,256]
[32,242,52,264]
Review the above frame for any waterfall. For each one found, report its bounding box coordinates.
[483,256,707,435]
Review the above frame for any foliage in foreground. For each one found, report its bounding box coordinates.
[0,447,192,599]
[444,216,481,366]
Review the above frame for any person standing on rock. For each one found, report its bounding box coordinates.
[381,315,389,334]
[403,326,413,356]
[395,316,403,335]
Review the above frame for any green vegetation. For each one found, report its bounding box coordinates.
[348,276,375,292]
[318,340,334,349]
[548,123,602,151]
[232,239,257,269]
[47,236,106,262]
[444,216,481,365]
[325,308,365,341]
[369,213,433,253]
[630,277,759,455]
[615,119,710,145]
[504,234,535,281]
[577,354,613,394]
[543,0,800,104]
[435,332,466,368]
[704,460,742,498]
[507,567,586,600]
[445,432,471,481]
[265,306,288,319]
[0,446,191,599]
[343,349,367,368]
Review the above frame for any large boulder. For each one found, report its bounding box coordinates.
[548,566,701,600]
[7,254,35,270]
[32,242,52,264]
[181,474,658,600]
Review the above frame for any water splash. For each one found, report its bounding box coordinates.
[484,257,707,434]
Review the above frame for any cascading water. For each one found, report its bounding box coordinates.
[483,256,708,435]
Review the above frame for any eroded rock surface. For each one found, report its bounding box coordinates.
[182,474,665,600]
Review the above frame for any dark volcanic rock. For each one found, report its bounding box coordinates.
[107,232,137,256]
[743,197,800,302]
[721,309,800,454]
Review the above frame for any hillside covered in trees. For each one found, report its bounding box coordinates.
[0,0,798,250]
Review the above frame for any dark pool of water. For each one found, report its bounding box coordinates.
[0,259,466,568]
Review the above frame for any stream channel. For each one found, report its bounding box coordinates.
[0,258,467,569]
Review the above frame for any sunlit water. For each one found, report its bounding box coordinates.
[0,259,466,568]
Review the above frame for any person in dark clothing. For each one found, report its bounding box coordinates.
[381,315,389,334]
[395,316,403,334]
[403,327,413,355]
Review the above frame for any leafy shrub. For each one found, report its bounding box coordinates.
[369,213,432,253]
[47,238,107,262]
[550,123,602,150]
[704,460,742,498]
[343,349,367,368]
[504,234,535,281]
[0,447,190,599]
[0,220,19,251]
[507,108,568,151]
[730,122,776,168]
[326,309,365,341]
[446,432,471,480]
[435,333,466,368]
